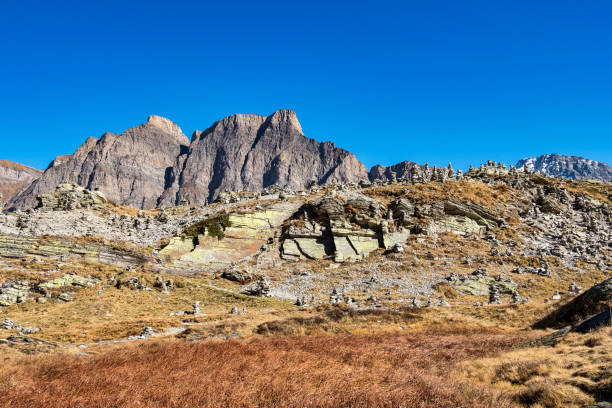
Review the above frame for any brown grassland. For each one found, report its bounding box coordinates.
[0,327,531,408]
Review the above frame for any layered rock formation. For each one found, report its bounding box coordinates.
[517,153,612,181]
[0,161,42,208]
[10,111,368,210]
[159,201,303,271]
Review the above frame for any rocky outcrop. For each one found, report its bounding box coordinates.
[449,269,518,297]
[161,110,369,206]
[281,191,410,263]
[0,161,42,209]
[10,116,190,210]
[368,161,422,182]
[0,234,150,267]
[517,153,612,181]
[35,184,107,211]
[0,274,100,307]
[159,201,303,271]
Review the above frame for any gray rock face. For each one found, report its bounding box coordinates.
[0,161,42,209]
[10,111,368,210]
[162,110,368,206]
[516,153,612,181]
[10,116,190,210]
[368,161,422,182]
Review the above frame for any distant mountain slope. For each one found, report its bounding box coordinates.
[159,110,368,206]
[10,115,190,210]
[0,161,42,208]
[9,110,369,210]
[516,154,612,181]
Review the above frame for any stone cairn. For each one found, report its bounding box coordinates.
[329,288,342,304]
[245,276,271,297]
[568,282,582,294]
[489,287,501,304]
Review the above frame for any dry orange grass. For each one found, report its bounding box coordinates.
[0,330,531,408]
[459,329,612,407]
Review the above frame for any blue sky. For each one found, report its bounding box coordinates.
[1,0,611,171]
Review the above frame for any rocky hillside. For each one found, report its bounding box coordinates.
[516,153,612,181]
[9,111,368,210]
[0,161,42,209]
[2,161,609,302]
[0,161,610,406]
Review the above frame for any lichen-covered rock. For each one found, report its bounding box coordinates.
[0,280,30,306]
[158,236,196,259]
[163,201,303,270]
[382,230,410,249]
[35,184,107,211]
[221,269,252,283]
[57,293,74,302]
[452,274,518,296]
[436,215,485,235]
[38,274,100,289]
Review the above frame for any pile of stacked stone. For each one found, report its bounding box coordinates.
[568,282,582,294]
[329,288,343,304]
[244,276,271,297]
[489,287,501,304]
[511,291,529,304]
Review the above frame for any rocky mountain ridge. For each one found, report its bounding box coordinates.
[516,153,612,181]
[0,161,42,209]
[3,113,612,212]
[7,110,368,210]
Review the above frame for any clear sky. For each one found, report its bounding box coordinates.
[1,0,611,171]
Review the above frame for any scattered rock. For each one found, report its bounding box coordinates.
[140,327,154,337]
[243,276,271,297]
[57,293,73,302]
[221,269,252,284]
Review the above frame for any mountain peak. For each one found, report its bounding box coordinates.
[147,115,189,145]
[516,153,612,181]
[266,109,303,134]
